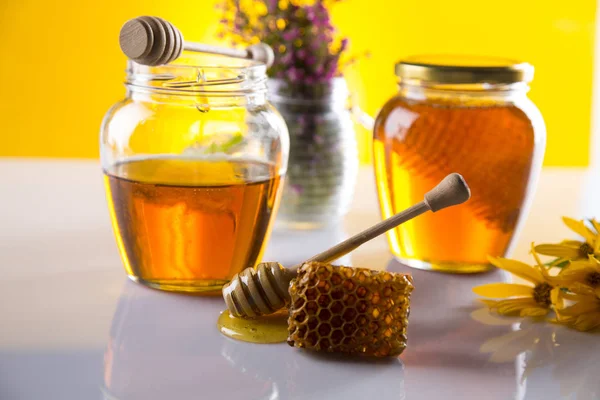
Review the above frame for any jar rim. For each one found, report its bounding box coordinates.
[126,52,267,96]
[395,55,534,85]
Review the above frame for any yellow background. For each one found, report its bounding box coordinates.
[0,0,595,165]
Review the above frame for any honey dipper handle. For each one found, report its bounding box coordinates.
[300,173,471,268]
[184,42,248,59]
[303,202,431,266]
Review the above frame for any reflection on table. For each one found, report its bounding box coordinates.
[103,255,599,400]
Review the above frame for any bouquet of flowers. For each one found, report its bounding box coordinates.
[217,0,358,84]
[217,0,362,228]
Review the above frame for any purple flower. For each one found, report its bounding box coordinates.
[267,0,278,11]
[282,28,299,41]
[288,67,298,80]
[281,52,293,64]
[340,38,349,51]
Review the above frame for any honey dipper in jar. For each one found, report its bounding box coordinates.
[119,16,274,66]
[221,173,470,356]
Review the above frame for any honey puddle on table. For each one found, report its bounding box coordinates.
[217,310,289,343]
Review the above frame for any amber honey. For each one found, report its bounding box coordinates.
[374,95,541,273]
[104,156,281,292]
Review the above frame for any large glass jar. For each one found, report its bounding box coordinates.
[373,56,545,273]
[101,54,288,293]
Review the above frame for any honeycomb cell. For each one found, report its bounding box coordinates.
[330,301,343,314]
[331,329,344,344]
[343,279,355,291]
[344,294,357,306]
[297,326,307,338]
[372,307,381,318]
[306,301,318,315]
[342,308,357,322]
[287,262,413,357]
[317,294,330,307]
[331,287,344,300]
[356,286,368,298]
[383,313,393,325]
[372,292,381,304]
[317,281,331,294]
[318,323,331,336]
[368,321,379,334]
[357,300,368,313]
[342,336,356,346]
[294,310,307,323]
[331,315,343,328]
[331,273,343,285]
[318,309,331,320]
[294,297,305,309]
[343,322,357,336]
[316,266,330,280]
[305,332,318,346]
[305,288,318,300]
[384,299,394,310]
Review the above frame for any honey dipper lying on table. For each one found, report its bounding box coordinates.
[223,173,471,357]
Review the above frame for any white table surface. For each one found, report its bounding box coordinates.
[1,159,599,400]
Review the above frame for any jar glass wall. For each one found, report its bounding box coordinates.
[101,53,289,293]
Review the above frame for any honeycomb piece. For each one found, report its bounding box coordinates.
[287,262,414,357]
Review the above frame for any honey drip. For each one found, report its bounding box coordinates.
[374,95,539,272]
[217,310,289,343]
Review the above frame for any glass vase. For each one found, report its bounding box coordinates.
[268,77,358,230]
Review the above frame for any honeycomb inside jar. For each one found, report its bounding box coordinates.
[287,262,414,357]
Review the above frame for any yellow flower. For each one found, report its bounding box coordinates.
[554,256,600,293]
[473,249,561,317]
[555,284,600,331]
[534,217,600,264]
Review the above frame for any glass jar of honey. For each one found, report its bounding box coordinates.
[373,56,545,273]
[101,53,288,293]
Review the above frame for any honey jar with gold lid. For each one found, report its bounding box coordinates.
[373,55,546,273]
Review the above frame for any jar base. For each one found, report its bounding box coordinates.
[129,275,226,295]
[395,257,493,274]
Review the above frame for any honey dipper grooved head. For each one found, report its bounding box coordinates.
[287,262,413,357]
[223,262,296,318]
[119,16,183,66]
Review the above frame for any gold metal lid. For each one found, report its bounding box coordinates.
[395,55,534,84]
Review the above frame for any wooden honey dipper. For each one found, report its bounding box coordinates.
[119,16,275,67]
[223,173,471,318]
